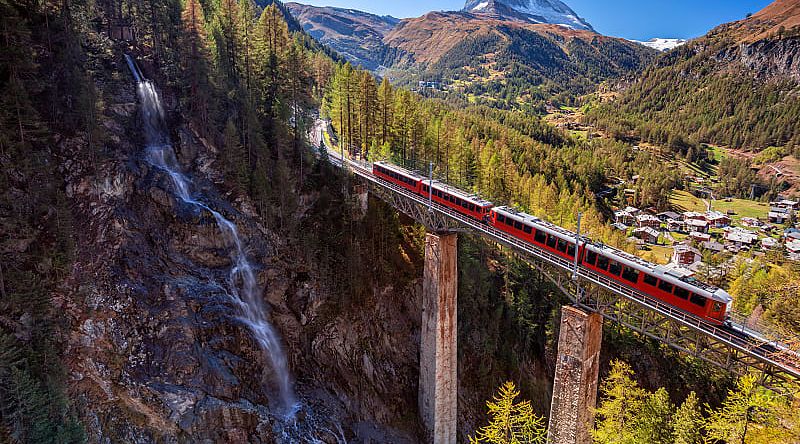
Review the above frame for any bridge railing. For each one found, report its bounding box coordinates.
[326,141,800,380]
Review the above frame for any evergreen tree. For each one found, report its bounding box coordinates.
[672,392,703,444]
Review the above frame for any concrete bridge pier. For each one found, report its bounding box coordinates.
[547,306,603,444]
[419,232,458,443]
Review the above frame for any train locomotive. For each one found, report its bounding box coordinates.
[373,161,733,325]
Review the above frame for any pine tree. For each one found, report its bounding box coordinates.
[705,374,786,444]
[470,381,547,444]
[180,0,211,128]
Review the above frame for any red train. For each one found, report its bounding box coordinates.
[373,161,733,325]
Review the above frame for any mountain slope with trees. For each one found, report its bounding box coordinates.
[586,0,800,155]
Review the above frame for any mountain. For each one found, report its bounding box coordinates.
[587,0,800,154]
[632,38,687,52]
[287,2,655,108]
[285,2,399,70]
[463,0,593,31]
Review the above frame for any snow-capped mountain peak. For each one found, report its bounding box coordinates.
[631,38,687,52]
[463,0,593,31]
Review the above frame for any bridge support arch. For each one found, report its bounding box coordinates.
[419,232,458,443]
[547,306,603,444]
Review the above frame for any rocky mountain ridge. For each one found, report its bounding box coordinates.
[463,0,593,30]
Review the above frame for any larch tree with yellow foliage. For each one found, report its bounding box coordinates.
[470,381,547,444]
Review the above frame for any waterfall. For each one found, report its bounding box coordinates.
[125,55,297,416]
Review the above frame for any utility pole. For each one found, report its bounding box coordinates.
[573,212,582,288]
[428,161,434,213]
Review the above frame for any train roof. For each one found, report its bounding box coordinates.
[493,206,581,241]
[430,181,494,207]
[374,161,426,181]
[584,242,731,303]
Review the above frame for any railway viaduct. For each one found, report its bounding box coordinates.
[315,123,800,444]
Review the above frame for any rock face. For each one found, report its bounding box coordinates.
[462,0,593,30]
[59,50,425,442]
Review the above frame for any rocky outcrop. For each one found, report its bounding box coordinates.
[737,37,800,81]
[57,48,428,442]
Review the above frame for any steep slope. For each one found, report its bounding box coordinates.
[285,2,399,70]
[287,3,655,109]
[463,0,593,30]
[385,12,655,107]
[587,0,800,153]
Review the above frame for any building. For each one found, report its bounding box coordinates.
[636,214,662,229]
[685,218,710,234]
[741,217,762,228]
[657,211,681,222]
[702,241,725,253]
[690,232,712,243]
[666,218,685,232]
[633,227,660,244]
[787,239,800,260]
[725,228,759,248]
[706,211,731,228]
[772,199,799,210]
[683,211,706,221]
[672,244,702,266]
[614,206,640,226]
[761,237,778,250]
[611,222,628,231]
[769,209,791,224]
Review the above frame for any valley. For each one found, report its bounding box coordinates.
[2,0,800,443]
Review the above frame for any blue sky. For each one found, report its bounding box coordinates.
[296,0,774,40]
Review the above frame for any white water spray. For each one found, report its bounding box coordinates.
[125,54,297,415]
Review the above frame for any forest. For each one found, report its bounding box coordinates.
[2,0,800,441]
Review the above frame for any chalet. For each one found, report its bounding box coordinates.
[702,241,725,253]
[614,206,640,226]
[761,237,778,250]
[741,217,762,228]
[772,199,799,210]
[787,239,800,260]
[672,244,702,266]
[666,218,686,232]
[725,229,758,248]
[706,211,731,228]
[685,218,710,234]
[769,209,790,224]
[636,214,662,229]
[611,222,628,231]
[683,211,706,221]
[633,227,660,244]
[657,211,681,222]
[690,232,712,243]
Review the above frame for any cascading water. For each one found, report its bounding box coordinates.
[125,54,297,416]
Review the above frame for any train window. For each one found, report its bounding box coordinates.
[643,274,658,287]
[423,185,429,193]
[523,225,532,234]
[713,302,723,312]
[690,294,707,308]
[674,286,689,300]
[658,280,673,293]
[596,255,609,271]
[463,201,469,209]
[498,214,505,224]
[567,243,576,257]
[585,250,597,265]
[546,235,557,249]
[622,266,639,283]
[557,239,568,253]
[506,218,514,227]
[608,261,622,276]
[514,221,523,230]
[534,230,547,244]
[469,204,475,212]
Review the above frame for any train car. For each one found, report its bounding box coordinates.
[581,243,732,324]
[373,161,424,194]
[489,207,581,261]
[421,180,494,220]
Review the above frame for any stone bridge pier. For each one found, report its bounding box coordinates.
[419,232,458,443]
[547,306,604,444]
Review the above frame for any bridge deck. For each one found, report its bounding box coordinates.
[320,132,800,384]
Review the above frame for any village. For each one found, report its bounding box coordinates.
[613,197,800,277]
